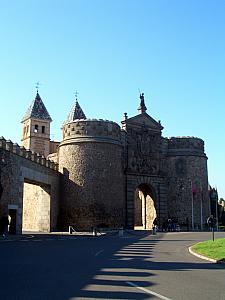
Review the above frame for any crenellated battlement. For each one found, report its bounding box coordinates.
[0,136,58,171]
[166,136,206,156]
[61,119,122,145]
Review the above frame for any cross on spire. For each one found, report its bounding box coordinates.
[35,82,40,93]
[75,90,79,102]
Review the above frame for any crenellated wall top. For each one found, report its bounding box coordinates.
[165,136,206,157]
[61,119,122,144]
[167,136,204,150]
[0,136,58,171]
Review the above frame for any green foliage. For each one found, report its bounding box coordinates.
[192,238,225,261]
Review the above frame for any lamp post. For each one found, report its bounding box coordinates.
[215,190,219,231]
[200,188,203,230]
[189,179,194,231]
[210,188,219,231]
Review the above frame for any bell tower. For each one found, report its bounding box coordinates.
[21,91,52,157]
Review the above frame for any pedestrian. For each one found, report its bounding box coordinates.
[1,215,9,238]
[162,220,168,232]
[168,218,172,232]
[207,215,213,231]
[153,218,158,234]
[0,217,3,236]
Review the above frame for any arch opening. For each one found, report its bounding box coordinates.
[22,180,51,232]
[134,184,156,230]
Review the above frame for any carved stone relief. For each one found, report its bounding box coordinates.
[127,128,161,175]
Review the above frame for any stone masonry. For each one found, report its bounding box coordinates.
[58,120,125,230]
[0,92,210,233]
[0,138,59,233]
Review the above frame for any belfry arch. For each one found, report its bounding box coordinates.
[134,184,156,230]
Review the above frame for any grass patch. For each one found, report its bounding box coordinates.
[192,238,225,261]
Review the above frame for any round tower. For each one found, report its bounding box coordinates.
[58,100,125,230]
[166,137,209,229]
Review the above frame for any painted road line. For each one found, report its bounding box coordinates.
[126,281,173,300]
[26,235,35,239]
[95,249,104,256]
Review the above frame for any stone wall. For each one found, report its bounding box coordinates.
[23,182,51,232]
[49,141,60,154]
[21,119,51,157]
[166,137,209,229]
[58,119,125,230]
[62,119,121,142]
[0,137,59,233]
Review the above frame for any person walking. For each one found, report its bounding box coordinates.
[1,215,9,238]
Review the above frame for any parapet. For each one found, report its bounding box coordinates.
[0,136,58,171]
[166,136,206,157]
[61,119,122,146]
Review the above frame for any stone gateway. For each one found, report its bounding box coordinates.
[0,92,209,233]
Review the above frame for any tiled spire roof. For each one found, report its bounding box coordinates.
[65,100,86,124]
[22,92,52,122]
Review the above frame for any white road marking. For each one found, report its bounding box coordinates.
[95,249,104,256]
[126,281,173,300]
[26,235,34,239]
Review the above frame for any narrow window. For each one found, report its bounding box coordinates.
[34,125,38,133]
[42,126,45,134]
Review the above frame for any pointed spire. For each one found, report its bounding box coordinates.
[65,98,86,124]
[138,93,147,114]
[21,91,52,122]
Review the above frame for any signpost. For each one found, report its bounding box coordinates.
[207,215,216,241]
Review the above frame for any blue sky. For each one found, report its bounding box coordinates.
[0,0,224,198]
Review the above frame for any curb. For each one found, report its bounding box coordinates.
[188,246,225,264]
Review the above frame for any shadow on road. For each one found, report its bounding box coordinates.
[0,232,224,299]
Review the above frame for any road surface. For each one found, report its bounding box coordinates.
[0,231,224,300]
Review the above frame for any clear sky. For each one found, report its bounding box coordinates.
[0,0,224,198]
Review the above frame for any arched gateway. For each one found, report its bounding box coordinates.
[134,184,156,230]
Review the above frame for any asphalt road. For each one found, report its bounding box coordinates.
[0,231,225,300]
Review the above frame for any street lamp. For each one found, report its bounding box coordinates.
[210,188,219,231]
[200,185,203,230]
[189,179,195,231]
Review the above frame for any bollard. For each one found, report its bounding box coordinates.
[119,228,124,237]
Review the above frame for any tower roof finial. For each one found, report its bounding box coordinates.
[75,90,79,102]
[138,92,147,114]
[35,81,40,93]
